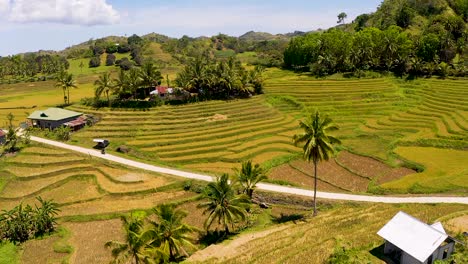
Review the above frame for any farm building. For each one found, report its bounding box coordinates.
[28,108,85,130]
[377,211,456,264]
[0,130,5,145]
[150,86,190,100]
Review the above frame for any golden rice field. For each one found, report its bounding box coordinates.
[186,203,468,264]
[63,69,467,193]
[0,144,195,215]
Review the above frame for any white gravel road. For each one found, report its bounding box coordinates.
[30,136,468,204]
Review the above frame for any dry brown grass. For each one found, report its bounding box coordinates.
[21,236,67,264]
[186,203,468,264]
[65,219,123,264]
[5,163,92,178]
[59,191,194,217]
[8,155,85,164]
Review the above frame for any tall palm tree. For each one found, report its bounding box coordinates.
[94,72,114,106]
[146,204,196,262]
[293,111,341,216]
[234,160,267,199]
[55,71,77,104]
[105,215,153,264]
[198,174,250,234]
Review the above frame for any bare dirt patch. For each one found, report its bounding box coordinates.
[115,172,147,182]
[207,114,228,122]
[290,159,369,192]
[268,164,347,193]
[65,219,123,264]
[336,151,416,184]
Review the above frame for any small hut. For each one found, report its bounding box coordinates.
[377,211,456,264]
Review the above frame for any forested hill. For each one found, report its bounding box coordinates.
[284,0,467,77]
[360,0,467,31]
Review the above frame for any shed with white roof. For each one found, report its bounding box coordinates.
[377,211,455,264]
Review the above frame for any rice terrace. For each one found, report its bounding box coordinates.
[0,0,467,263]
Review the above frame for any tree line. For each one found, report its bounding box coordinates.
[284,4,466,77]
[0,53,69,81]
[175,56,265,100]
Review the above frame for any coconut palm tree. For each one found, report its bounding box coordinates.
[105,215,153,264]
[146,204,196,262]
[55,71,77,104]
[234,160,267,199]
[198,174,250,234]
[293,111,341,216]
[94,72,114,106]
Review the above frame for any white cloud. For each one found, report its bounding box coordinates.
[6,0,119,26]
[0,0,10,14]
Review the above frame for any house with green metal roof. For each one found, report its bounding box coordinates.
[28,108,83,130]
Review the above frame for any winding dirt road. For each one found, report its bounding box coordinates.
[31,136,468,204]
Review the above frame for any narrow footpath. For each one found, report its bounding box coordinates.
[31,136,468,204]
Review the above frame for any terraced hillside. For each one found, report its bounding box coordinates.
[68,96,301,173]
[265,71,468,160]
[64,69,467,193]
[187,203,468,264]
[0,144,195,217]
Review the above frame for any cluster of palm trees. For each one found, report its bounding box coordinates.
[94,62,163,106]
[175,56,265,100]
[107,160,268,263]
[55,71,77,105]
[105,204,196,263]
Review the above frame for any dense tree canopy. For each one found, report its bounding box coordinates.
[175,56,264,100]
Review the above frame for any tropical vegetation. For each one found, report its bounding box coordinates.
[55,71,77,105]
[106,205,197,263]
[198,174,251,234]
[284,0,467,77]
[0,197,60,243]
[233,160,267,199]
[175,56,264,100]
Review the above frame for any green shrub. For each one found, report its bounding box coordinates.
[0,197,60,243]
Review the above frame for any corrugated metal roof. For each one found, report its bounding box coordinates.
[28,108,82,121]
[377,211,448,262]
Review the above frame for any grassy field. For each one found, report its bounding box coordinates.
[186,203,468,264]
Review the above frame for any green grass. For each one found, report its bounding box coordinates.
[67,53,129,76]
[382,147,468,193]
[0,242,20,264]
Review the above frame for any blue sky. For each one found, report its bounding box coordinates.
[0,0,382,56]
